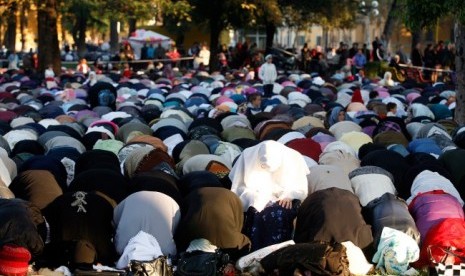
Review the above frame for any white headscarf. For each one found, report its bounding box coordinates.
[116,231,163,269]
[323,141,358,157]
[4,129,38,150]
[229,140,309,212]
[407,170,463,206]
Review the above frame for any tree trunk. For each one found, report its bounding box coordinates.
[76,11,88,59]
[209,21,221,72]
[20,1,29,51]
[128,18,137,37]
[382,0,398,51]
[0,19,4,47]
[175,30,185,48]
[38,0,61,74]
[323,27,329,49]
[454,21,465,125]
[4,2,17,52]
[110,19,119,54]
[61,14,66,46]
[265,21,276,54]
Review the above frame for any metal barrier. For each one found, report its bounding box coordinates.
[0,57,195,69]
[399,64,455,73]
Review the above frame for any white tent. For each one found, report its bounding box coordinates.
[128,29,173,60]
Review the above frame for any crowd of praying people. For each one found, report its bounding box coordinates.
[0,42,464,276]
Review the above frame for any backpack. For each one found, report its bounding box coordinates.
[175,250,229,276]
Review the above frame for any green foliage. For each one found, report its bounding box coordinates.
[283,0,359,29]
[102,0,160,21]
[0,0,31,16]
[400,0,465,30]
[187,0,256,29]
[249,0,283,26]
[60,0,106,36]
[162,0,192,25]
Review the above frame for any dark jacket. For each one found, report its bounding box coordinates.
[294,188,373,251]
[43,192,116,267]
[363,193,420,248]
[411,48,423,67]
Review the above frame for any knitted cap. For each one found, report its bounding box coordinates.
[0,244,31,276]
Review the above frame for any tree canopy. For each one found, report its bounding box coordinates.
[400,0,465,30]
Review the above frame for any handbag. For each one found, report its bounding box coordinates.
[428,245,465,276]
[128,256,173,276]
[175,250,229,276]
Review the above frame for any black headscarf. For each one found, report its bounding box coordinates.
[74,149,121,176]
[178,171,224,198]
[360,150,411,199]
[68,169,129,205]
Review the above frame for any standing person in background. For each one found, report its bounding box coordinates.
[258,54,277,98]
[372,38,380,61]
[32,53,39,70]
[219,44,231,73]
[423,44,435,69]
[396,45,409,64]
[362,43,370,61]
[327,47,340,74]
[338,44,349,69]
[122,44,134,62]
[447,43,456,70]
[140,43,148,60]
[166,46,181,68]
[218,52,229,73]
[432,43,443,83]
[411,43,423,67]
[423,43,436,81]
[301,43,311,72]
[197,44,210,70]
[146,44,155,60]
[317,52,329,77]
[437,40,446,67]
[7,50,18,70]
[22,50,33,73]
[353,49,367,70]
[154,43,166,60]
[376,44,386,62]
[76,58,90,75]
[349,43,359,59]
[187,42,200,68]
